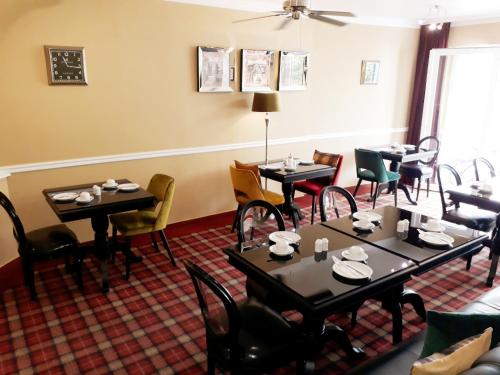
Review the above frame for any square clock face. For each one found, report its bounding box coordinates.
[45,46,88,85]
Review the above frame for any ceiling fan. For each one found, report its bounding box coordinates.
[234,0,355,30]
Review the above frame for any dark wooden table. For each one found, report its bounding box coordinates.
[366,146,438,205]
[446,179,500,286]
[259,163,334,229]
[43,179,155,292]
[225,223,418,362]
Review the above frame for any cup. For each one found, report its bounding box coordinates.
[348,246,365,257]
[79,191,91,202]
[275,240,288,254]
[426,219,442,231]
[482,183,493,193]
[357,219,372,229]
[106,179,116,186]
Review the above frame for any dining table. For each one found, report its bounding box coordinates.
[258,162,335,229]
[365,145,438,205]
[43,179,155,292]
[446,178,500,286]
[224,205,487,365]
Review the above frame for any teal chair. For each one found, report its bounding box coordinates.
[353,148,400,209]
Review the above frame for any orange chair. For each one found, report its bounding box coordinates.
[229,165,285,232]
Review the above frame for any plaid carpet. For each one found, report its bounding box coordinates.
[0,192,494,374]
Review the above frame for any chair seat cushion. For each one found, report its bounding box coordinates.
[358,169,377,181]
[262,190,285,206]
[26,224,78,256]
[110,210,157,236]
[443,206,497,232]
[293,180,323,196]
[399,164,433,179]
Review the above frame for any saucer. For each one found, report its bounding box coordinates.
[332,261,373,280]
[353,221,375,231]
[269,244,294,257]
[102,183,118,190]
[75,196,94,204]
[269,231,301,244]
[421,223,446,232]
[352,211,382,222]
[53,192,79,202]
[284,167,297,172]
[419,232,454,246]
[117,183,140,192]
[341,249,368,262]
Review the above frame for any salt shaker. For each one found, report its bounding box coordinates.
[92,185,101,197]
[396,220,406,233]
[322,238,329,252]
[402,219,410,231]
[314,239,323,253]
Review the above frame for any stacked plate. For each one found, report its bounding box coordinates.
[418,231,454,247]
[53,192,79,202]
[332,259,373,280]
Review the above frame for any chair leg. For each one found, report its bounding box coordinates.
[416,177,422,202]
[111,226,118,264]
[370,181,374,198]
[75,246,84,291]
[466,254,473,271]
[394,182,398,207]
[311,195,316,225]
[159,229,176,267]
[207,356,215,375]
[231,205,241,233]
[372,182,380,209]
[426,178,430,198]
[150,232,160,252]
[22,259,37,300]
[353,179,362,197]
[124,237,132,280]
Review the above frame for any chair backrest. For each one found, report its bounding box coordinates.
[312,150,344,186]
[354,148,389,183]
[234,160,261,187]
[184,261,240,352]
[437,164,461,215]
[417,136,440,165]
[229,165,265,203]
[145,174,175,231]
[319,186,358,222]
[0,192,27,251]
[474,157,496,181]
[237,200,285,246]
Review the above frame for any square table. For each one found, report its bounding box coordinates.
[225,223,418,358]
[364,145,438,205]
[259,163,334,229]
[43,179,155,292]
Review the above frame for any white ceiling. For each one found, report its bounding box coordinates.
[167,0,500,28]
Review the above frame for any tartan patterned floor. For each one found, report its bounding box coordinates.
[0,191,494,374]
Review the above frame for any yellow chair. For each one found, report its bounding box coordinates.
[229,165,285,231]
[110,174,176,279]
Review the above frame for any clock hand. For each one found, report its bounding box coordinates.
[62,56,69,67]
[66,64,82,69]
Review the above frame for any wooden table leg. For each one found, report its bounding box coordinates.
[91,214,111,293]
[282,181,303,229]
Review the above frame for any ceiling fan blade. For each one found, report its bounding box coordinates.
[307,14,347,27]
[276,16,293,30]
[233,13,287,24]
[309,10,355,17]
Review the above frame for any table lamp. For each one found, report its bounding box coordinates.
[252,92,281,167]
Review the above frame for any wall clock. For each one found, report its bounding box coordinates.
[44,46,88,85]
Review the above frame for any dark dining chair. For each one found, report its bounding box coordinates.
[184,261,314,374]
[474,157,496,181]
[398,136,440,201]
[319,186,358,222]
[353,148,399,209]
[0,192,82,300]
[437,164,496,269]
[292,151,344,224]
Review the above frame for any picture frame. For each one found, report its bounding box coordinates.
[197,46,234,93]
[240,49,275,92]
[360,60,380,85]
[278,51,309,91]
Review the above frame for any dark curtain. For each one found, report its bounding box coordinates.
[406,22,450,145]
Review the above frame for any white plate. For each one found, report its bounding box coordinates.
[352,211,382,222]
[269,244,294,257]
[299,160,315,165]
[117,183,140,192]
[284,167,297,172]
[269,231,301,244]
[341,249,368,262]
[332,261,373,280]
[402,144,416,150]
[53,192,79,202]
[75,196,94,204]
[421,223,446,232]
[259,163,282,171]
[352,221,375,231]
[419,232,454,246]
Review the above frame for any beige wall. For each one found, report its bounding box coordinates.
[449,22,500,47]
[0,0,419,266]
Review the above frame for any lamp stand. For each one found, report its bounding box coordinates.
[265,112,270,190]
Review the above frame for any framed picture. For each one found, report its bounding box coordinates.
[360,60,380,85]
[197,46,234,93]
[278,51,309,91]
[240,49,275,92]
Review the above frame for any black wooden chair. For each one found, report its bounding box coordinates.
[319,186,358,222]
[184,261,314,374]
[437,164,496,269]
[0,192,82,299]
[398,136,440,201]
[485,214,500,286]
[474,157,496,181]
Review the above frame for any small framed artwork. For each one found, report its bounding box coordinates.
[278,51,309,91]
[44,45,88,85]
[360,60,380,85]
[240,49,275,92]
[197,46,234,93]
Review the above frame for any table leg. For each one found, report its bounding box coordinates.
[387,160,400,193]
[487,253,499,287]
[91,214,111,293]
[397,182,418,205]
[282,181,303,229]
